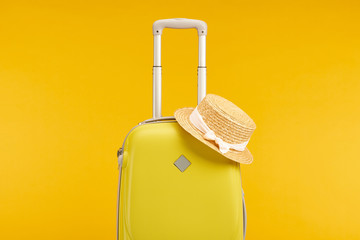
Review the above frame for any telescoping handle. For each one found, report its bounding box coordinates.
[152,18,207,119]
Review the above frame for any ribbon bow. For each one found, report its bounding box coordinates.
[189,108,250,154]
[204,130,231,153]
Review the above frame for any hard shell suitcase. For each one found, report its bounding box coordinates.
[117,18,247,240]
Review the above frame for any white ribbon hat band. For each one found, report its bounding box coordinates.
[189,107,249,154]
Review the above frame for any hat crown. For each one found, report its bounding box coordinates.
[197,94,256,145]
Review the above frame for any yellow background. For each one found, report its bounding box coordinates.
[1,0,359,239]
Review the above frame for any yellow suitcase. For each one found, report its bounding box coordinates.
[117,19,246,240]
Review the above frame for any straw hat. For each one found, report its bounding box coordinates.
[174,94,256,164]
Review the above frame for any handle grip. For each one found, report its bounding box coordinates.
[153,18,207,36]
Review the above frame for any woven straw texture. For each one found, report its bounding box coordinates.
[174,94,256,164]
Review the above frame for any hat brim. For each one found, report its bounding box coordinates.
[174,107,253,164]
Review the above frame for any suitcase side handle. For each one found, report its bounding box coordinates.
[153,18,207,36]
[152,18,207,119]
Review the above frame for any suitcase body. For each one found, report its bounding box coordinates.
[117,19,246,240]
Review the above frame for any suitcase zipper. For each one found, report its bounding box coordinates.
[117,148,123,169]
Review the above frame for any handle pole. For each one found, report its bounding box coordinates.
[198,35,206,104]
[153,35,162,118]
